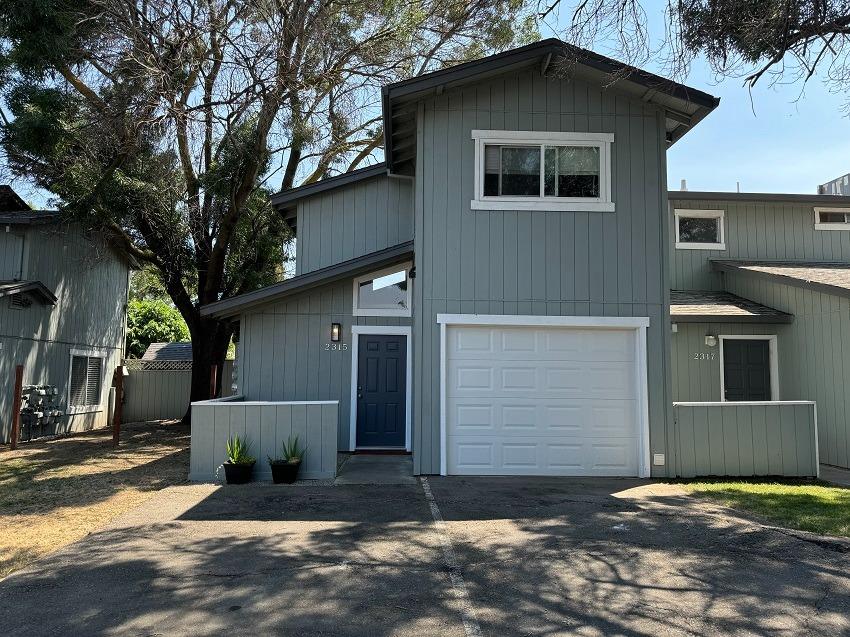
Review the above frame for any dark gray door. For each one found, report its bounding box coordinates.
[723,339,771,401]
[356,334,407,448]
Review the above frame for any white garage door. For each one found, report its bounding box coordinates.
[445,324,642,476]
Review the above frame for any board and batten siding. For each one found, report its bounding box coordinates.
[189,399,338,481]
[0,230,25,279]
[0,224,129,442]
[295,175,413,276]
[673,402,818,477]
[238,278,412,451]
[412,69,674,476]
[670,197,850,290]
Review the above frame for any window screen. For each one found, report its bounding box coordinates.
[678,216,720,244]
[70,354,103,407]
[544,146,600,197]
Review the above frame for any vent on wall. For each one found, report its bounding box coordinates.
[9,293,31,309]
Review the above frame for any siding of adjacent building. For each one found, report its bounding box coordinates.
[412,69,674,476]
[671,272,850,468]
[237,278,412,450]
[0,223,129,442]
[669,197,850,290]
[295,175,414,275]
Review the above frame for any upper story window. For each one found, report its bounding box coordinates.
[352,262,412,317]
[674,209,725,250]
[814,207,850,231]
[471,130,614,212]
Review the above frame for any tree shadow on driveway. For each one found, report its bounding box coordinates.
[0,478,847,636]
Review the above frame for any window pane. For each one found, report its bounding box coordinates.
[358,269,408,310]
[678,217,720,243]
[70,356,88,406]
[544,146,600,197]
[501,146,540,196]
[85,356,102,405]
[483,145,500,196]
[819,211,850,223]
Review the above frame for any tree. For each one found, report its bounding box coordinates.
[126,299,190,359]
[0,0,535,410]
[542,1,850,96]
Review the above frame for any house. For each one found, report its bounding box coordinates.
[191,39,819,480]
[669,191,850,470]
[0,188,132,443]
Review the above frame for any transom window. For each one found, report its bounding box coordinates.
[674,209,726,250]
[68,350,104,412]
[352,263,412,317]
[472,131,613,212]
[814,207,850,231]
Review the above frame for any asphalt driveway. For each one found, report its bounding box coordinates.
[1,477,848,636]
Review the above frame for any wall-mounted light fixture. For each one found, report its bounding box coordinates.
[704,335,717,348]
[331,322,341,342]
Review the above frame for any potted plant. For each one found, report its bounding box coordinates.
[268,436,306,484]
[222,435,255,484]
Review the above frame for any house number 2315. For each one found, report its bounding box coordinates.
[692,352,715,361]
[325,343,348,351]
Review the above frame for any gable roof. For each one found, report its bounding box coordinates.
[0,280,58,305]
[0,210,60,225]
[0,186,31,212]
[142,342,193,361]
[383,38,719,173]
[202,241,414,318]
[712,260,850,299]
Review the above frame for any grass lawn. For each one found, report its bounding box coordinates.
[0,420,189,579]
[685,480,850,538]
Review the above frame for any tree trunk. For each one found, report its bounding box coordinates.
[183,317,234,423]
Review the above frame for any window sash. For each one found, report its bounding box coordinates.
[70,354,102,407]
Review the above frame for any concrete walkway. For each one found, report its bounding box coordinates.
[821,464,850,487]
[1,478,848,636]
[335,454,415,485]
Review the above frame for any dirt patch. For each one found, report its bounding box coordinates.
[0,420,189,578]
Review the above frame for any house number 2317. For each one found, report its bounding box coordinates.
[325,343,348,351]
[692,352,715,361]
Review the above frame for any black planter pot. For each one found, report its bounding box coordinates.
[270,460,302,484]
[223,461,255,484]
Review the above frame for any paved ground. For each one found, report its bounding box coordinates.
[1,477,848,636]
[822,463,850,487]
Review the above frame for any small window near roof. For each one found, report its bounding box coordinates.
[472,131,613,212]
[352,263,412,317]
[814,207,850,231]
[674,209,725,250]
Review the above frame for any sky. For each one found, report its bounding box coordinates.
[545,4,850,194]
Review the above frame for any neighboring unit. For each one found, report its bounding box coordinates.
[191,39,819,480]
[818,172,850,196]
[670,191,850,471]
[0,187,132,442]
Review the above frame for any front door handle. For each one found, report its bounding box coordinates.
[358,393,362,399]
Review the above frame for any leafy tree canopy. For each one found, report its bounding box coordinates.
[126,299,190,359]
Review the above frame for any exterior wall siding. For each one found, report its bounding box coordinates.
[670,197,850,290]
[671,274,850,468]
[238,278,412,451]
[412,69,674,476]
[296,175,414,275]
[673,402,818,477]
[0,223,129,442]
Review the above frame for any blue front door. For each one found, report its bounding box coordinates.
[356,334,407,448]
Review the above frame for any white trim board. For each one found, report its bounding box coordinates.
[674,208,726,250]
[437,314,652,478]
[349,325,413,452]
[718,335,780,402]
[814,206,850,231]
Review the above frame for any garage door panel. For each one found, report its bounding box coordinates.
[445,324,643,477]
[448,436,639,476]
[449,397,637,437]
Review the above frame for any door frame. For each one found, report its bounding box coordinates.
[436,314,652,478]
[349,325,413,452]
[718,334,779,402]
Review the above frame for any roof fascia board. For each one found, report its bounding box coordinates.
[670,313,794,324]
[270,164,388,209]
[671,191,850,205]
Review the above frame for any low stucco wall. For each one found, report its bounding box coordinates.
[189,397,338,481]
[673,402,818,478]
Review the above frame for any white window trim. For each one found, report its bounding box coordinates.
[814,206,850,231]
[718,335,779,402]
[470,130,615,212]
[67,348,106,414]
[436,314,651,478]
[348,325,412,452]
[351,262,413,317]
[674,208,726,250]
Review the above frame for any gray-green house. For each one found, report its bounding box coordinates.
[670,191,850,470]
[0,188,131,443]
[195,39,819,480]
